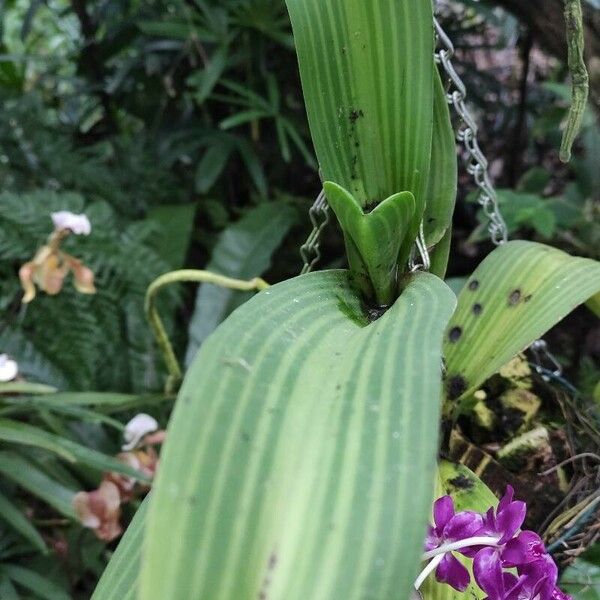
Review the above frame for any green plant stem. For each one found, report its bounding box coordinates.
[145,270,270,393]
[560,0,589,162]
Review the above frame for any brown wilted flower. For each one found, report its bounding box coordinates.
[72,480,122,542]
[19,211,95,304]
[106,447,160,502]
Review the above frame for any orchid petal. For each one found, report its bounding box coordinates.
[443,510,484,542]
[436,553,470,592]
[474,547,505,600]
[502,530,545,566]
[433,495,455,530]
[498,485,515,513]
[19,261,37,303]
[496,499,526,543]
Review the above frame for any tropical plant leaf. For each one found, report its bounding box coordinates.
[424,70,458,247]
[0,420,150,481]
[324,181,415,304]
[0,489,47,552]
[146,203,197,269]
[0,451,76,517]
[185,202,297,366]
[286,0,434,264]
[139,269,455,599]
[2,565,70,600]
[444,241,600,405]
[91,498,148,600]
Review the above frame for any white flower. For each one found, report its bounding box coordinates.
[122,413,159,451]
[0,354,18,382]
[51,211,91,236]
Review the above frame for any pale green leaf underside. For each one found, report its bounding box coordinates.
[444,241,600,402]
[286,0,433,224]
[138,270,455,600]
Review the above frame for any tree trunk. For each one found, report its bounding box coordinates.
[494,0,600,116]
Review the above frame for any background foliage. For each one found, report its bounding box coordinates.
[0,0,598,597]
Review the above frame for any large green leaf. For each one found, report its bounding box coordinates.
[137,270,454,599]
[185,202,296,366]
[444,241,600,404]
[91,498,149,600]
[286,0,434,261]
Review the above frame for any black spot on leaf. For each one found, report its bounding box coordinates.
[447,375,468,400]
[472,303,483,316]
[508,289,522,305]
[468,280,480,291]
[448,327,463,343]
[449,475,474,490]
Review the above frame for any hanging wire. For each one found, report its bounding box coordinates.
[299,189,330,275]
[434,16,508,246]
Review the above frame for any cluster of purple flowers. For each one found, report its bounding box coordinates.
[420,486,571,600]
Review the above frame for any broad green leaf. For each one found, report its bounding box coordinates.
[444,241,600,404]
[147,203,197,269]
[424,70,458,247]
[195,143,234,193]
[185,202,297,366]
[561,544,600,600]
[588,292,600,318]
[421,461,497,600]
[0,451,76,517]
[0,420,150,482]
[324,181,415,304]
[141,270,455,600]
[2,565,70,600]
[0,489,47,552]
[91,498,149,600]
[286,0,434,261]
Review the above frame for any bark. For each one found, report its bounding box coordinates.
[494,0,600,116]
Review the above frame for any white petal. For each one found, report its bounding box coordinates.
[122,413,159,451]
[0,354,18,382]
[51,211,92,235]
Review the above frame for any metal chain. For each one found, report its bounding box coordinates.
[434,14,563,380]
[299,189,330,274]
[434,17,508,246]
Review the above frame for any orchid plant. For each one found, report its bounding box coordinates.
[420,487,570,600]
[92,2,600,600]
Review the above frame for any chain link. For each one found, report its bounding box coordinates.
[434,17,508,246]
[299,189,330,274]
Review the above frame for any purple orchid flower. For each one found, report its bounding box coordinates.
[424,495,483,591]
[418,487,573,600]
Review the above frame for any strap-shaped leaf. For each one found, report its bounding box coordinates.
[444,241,600,404]
[91,498,147,600]
[136,270,454,599]
[424,70,458,248]
[324,182,415,304]
[286,0,434,262]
